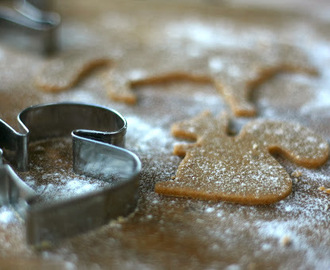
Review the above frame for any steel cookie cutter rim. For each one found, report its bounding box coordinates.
[0,102,141,246]
[0,0,61,54]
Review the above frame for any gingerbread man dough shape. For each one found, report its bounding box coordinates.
[155,112,329,204]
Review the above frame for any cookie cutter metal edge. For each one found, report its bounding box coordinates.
[0,0,61,54]
[0,102,141,246]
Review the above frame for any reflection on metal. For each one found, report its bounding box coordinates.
[0,0,61,54]
[0,102,141,246]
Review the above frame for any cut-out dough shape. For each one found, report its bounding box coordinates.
[35,50,111,92]
[211,46,318,116]
[105,44,317,116]
[35,44,317,116]
[155,111,329,204]
[103,50,212,104]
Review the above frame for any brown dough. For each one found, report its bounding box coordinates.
[35,50,111,92]
[155,111,329,204]
[35,45,316,117]
[105,44,317,116]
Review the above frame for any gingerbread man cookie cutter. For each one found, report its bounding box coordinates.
[0,102,141,246]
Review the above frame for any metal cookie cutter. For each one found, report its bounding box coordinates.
[0,0,61,54]
[0,102,141,246]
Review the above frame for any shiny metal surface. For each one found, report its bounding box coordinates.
[0,102,141,246]
[0,0,60,54]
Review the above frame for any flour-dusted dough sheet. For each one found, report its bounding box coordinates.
[0,1,329,269]
[36,44,317,117]
[35,50,111,92]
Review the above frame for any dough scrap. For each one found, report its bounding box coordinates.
[212,45,318,117]
[35,45,316,117]
[104,51,211,105]
[155,111,329,204]
[105,44,317,116]
[35,50,111,92]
